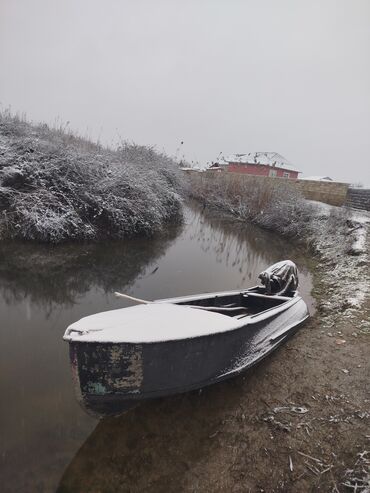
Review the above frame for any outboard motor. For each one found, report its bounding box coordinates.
[258,260,298,296]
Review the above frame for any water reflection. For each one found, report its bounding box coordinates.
[0,226,181,309]
[0,228,181,493]
[0,202,314,493]
[57,385,242,493]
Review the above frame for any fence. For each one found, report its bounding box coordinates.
[345,188,370,212]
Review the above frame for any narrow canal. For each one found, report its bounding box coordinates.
[0,203,314,493]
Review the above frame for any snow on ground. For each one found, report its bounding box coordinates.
[306,200,370,318]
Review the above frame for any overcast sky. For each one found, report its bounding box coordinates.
[1,0,369,184]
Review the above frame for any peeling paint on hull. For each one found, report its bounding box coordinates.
[68,297,309,417]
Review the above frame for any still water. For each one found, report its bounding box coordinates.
[0,203,314,492]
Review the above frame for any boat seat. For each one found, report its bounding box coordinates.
[243,293,291,301]
[188,305,248,315]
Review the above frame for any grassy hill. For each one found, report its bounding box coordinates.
[0,111,184,242]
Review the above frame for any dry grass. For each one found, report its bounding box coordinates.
[189,171,313,240]
[0,110,185,242]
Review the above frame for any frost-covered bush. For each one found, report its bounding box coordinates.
[189,172,313,239]
[0,112,185,242]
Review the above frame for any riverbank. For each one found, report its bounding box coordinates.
[57,199,370,492]
[190,171,369,320]
[187,174,370,490]
[195,171,370,490]
[0,111,184,242]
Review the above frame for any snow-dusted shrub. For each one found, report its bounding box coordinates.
[0,112,185,242]
[189,172,313,239]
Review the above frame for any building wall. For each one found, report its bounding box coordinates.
[346,188,370,211]
[227,163,299,180]
[294,179,349,206]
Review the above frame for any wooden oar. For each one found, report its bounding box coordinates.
[114,292,153,304]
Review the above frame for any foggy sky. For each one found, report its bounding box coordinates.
[1,0,369,184]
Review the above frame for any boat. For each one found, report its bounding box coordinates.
[63,260,309,417]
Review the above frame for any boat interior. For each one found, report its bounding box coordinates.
[177,287,295,319]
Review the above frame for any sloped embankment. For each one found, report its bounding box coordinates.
[185,171,370,491]
[189,171,370,314]
[0,113,184,242]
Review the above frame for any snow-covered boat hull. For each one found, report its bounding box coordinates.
[65,286,309,418]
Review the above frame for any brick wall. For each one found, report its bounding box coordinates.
[227,163,299,179]
[346,188,370,211]
[294,179,349,207]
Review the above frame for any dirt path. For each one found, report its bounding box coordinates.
[58,214,370,493]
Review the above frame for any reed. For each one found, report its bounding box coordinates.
[0,110,185,242]
[189,171,313,239]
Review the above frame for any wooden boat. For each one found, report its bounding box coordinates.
[63,261,309,417]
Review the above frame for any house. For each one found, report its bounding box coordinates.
[301,176,333,182]
[210,152,300,179]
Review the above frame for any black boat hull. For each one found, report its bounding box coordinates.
[68,296,309,417]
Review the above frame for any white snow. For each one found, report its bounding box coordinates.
[215,152,299,172]
[64,303,241,343]
[348,209,369,255]
[301,176,333,182]
[306,200,369,312]
[306,200,337,216]
[64,292,304,344]
[350,227,367,255]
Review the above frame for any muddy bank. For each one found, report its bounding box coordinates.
[57,203,370,493]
